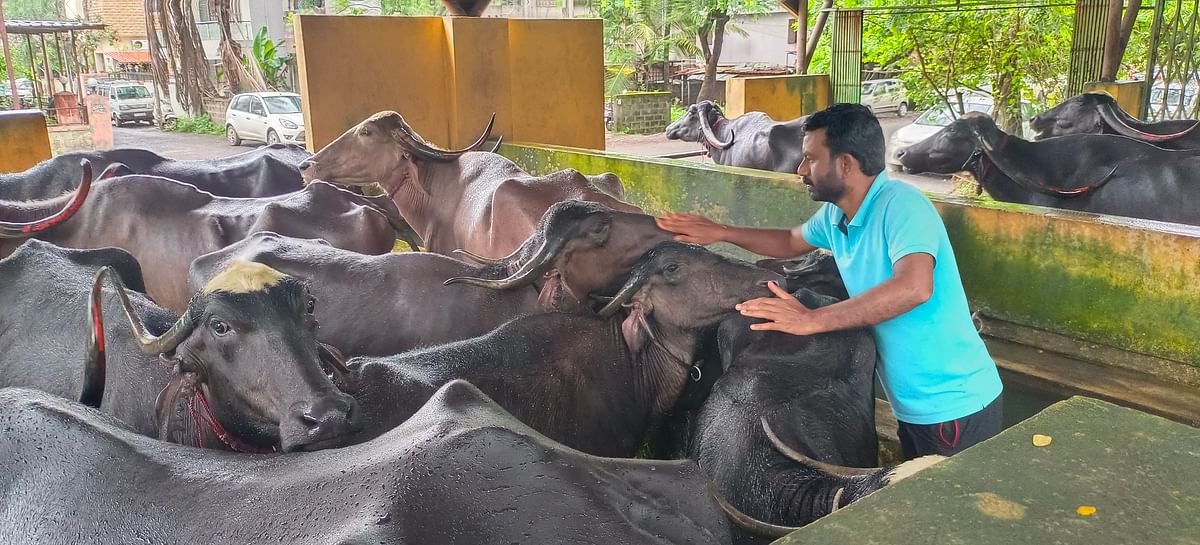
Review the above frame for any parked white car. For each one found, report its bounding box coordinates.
[861,79,910,116]
[225,92,305,146]
[886,96,1035,172]
[97,81,155,126]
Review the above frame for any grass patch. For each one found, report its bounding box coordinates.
[670,100,687,122]
[170,115,225,136]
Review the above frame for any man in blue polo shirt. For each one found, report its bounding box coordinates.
[656,103,1003,459]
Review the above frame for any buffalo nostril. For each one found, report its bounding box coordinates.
[896,149,907,159]
[300,412,320,427]
[298,161,313,171]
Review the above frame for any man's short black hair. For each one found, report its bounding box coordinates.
[802,103,886,176]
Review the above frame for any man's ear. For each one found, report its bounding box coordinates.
[839,153,860,178]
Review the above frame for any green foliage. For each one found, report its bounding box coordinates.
[381,0,446,14]
[670,99,688,121]
[170,115,225,136]
[251,26,294,90]
[3,0,57,19]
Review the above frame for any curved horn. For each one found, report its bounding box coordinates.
[91,266,196,355]
[443,236,563,290]
[81,267,111,407]
[761,416,879,477]
[704,476,800,539]
[395,113,496,162]
[597,271,650,318]
[699,111,734,149]
[489,135,504,154]
[0,159,96,238]
[318,342,352,376]
[1098,101,1200,141]
[452,247,512,266]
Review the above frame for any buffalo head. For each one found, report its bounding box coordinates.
[1030,92,1110,140]
[666,101,735,149]
[896,113,993,175]
[444,201,674,310]
[298,111,494,191]
[85,260,360,453]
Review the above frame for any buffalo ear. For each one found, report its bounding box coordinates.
[620,301,653,354]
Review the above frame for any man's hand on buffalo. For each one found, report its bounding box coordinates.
[655,212,728,245]
[736,281,824,336]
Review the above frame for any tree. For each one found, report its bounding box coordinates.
[600,0,702,95]
[1100,0,1139,81]
[693,0,766,102]
[161,0,217,115]
[215,0,266,93]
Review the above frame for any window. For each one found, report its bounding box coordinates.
[232,95,249,112]
[263,96,302,114]
[249,98,265,116]
[115,86,151,99]
[787,18,797,45]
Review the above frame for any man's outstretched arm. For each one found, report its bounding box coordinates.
[655,212,816,258]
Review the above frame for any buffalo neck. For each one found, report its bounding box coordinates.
[705,118,737,164]
[969,153,1045,206]
[385,161,440,248]
[624,318,697,416]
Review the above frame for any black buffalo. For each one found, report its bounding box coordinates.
[1031,92,1200,149]
[692,290,880,544]
[0,239,357,452]
[666,101,806,173]
[446,200,674,312]
[0,143,310,200]
[0,381,733,544]
[335,242,781,457]
[897,114,1200,225]
[189,231,540,357]
[0,171,416,313]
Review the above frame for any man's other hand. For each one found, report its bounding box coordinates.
[735,281,821,336]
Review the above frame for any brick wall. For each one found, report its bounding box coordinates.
[203,96,232,125]
[610,91,671,134]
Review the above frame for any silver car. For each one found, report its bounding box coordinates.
[97,82,155,126]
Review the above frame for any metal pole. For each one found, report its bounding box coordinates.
[27,35,40,109]
[1143,0,1166,119]
[797,0,808,74]
[0,2,20,109]
[40,33,54,113]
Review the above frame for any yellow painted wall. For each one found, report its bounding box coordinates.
[1084,81,1146,118]
[0,110,52,174]
[295,15,450,150]
[725,74,831,120]
[509,19,605,150]
[444,17,514,149]
[294,15,604,151]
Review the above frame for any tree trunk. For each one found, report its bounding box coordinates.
[795,0,807,74]
[802,0,833,72]
[165,0,217,116]
[994,12,1024,134]
[216,0,265,92]
[696,10,729,103]
[144,0,171,102]
[1100,0,1140,81]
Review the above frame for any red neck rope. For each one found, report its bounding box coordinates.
[162,356,277,454]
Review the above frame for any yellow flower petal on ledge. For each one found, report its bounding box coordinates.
[1076,505,1097,516]
[1032,434,1053,447]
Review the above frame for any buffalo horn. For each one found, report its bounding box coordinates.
[597,271,650,318]
[80,266,112,407]
[451,247,514,266]
[699,109,734,149]
[488,135,504,154]
[1098,101,1199,142]
[0,159,101,238]
[704,475,800,539]
[395,113,496,162]
[443,236,563,289]
[761,416,879,477]
[91,266,196,355]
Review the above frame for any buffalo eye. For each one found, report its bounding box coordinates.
[306,297,316,315]
[665,263,681,274]
[360,128,372,137]
[210,319,232,337]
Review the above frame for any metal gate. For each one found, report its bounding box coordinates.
[1143,0,1200,121]
[830,9,863,104]
[1067,0,1108,97]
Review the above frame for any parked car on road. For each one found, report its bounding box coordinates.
[886,95,1035,172]
[97,81,155,126]
[225,92,305,146]
[1147,84,1198,119]
[861,78,910,116]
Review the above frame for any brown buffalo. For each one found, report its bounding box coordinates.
[1,165,415,314]
[298,111,639,259]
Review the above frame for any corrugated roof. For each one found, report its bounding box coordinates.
[4,20,108,34]
[103,50,152,64]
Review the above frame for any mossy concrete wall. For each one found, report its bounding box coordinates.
[724,74,831,120]
[0,110,52,174]
[294,15,604,151]
[498,142,1200,369]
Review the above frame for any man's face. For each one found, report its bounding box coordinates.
[797,129,846,203]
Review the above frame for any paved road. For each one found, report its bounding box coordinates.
[113,124,260,160]
[116,114,954,194]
